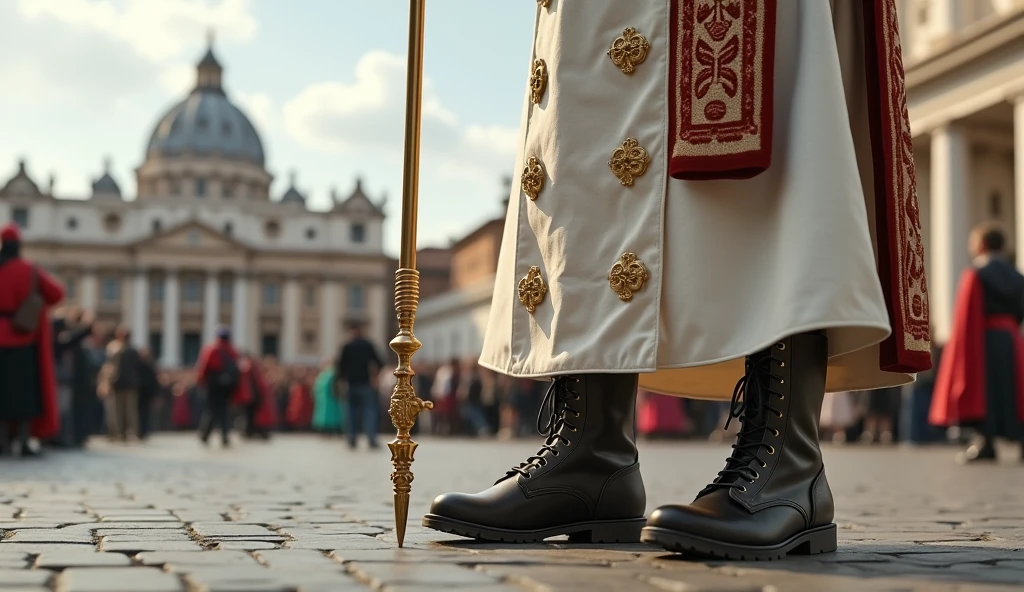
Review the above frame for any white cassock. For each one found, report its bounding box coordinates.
[479,0,921,399]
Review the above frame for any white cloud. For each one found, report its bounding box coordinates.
[158,63,195,95]
[1,0,258,108]
[17,0,257,61]
[282,50,517,189]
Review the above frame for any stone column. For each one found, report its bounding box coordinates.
[232,273,248,352]
[203,270,219,343]
[321,278,339,359]
[368,281,387,352]
[930,124,971,344]
[131,270,149,349]
[80,269,98,312]
[162,270,181,367]
[1014,96,1024,269]
[282,276,300,364]
[931,0,958,38]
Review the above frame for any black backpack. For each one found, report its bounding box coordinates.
[215,349,241,391]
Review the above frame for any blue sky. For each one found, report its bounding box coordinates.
[0,0,536,255]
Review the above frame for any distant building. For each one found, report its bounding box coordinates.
[901,0,1024,342]
[414,215,504,364]
[0,40,391,367]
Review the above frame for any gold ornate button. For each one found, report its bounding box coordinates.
[518,266,548,313]
[521,156,545,200]
[608,27,650,75]
[608,138,651,187]
[609,253,649,302]
[529,59,548,104]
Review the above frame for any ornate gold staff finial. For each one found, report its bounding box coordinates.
[389,0,432,549]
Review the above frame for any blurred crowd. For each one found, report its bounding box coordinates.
[0,220,1008,461]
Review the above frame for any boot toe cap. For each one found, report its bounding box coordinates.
[647,498,808,548]
[428,491,480,523]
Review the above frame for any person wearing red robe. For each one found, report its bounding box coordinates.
[194,325,241,447]
[931,225,1024,462]
[238,355,276,439]
[0,223,63,456]
[285,370,314,431]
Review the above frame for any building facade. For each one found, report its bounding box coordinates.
[901,0,1024,343]
[0,42,391,368]
[415,217,503,365]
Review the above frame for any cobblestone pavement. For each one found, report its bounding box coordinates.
[1,434,1023,591]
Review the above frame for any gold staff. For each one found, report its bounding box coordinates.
[389,0,433,549]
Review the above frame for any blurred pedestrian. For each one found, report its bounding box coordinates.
[860,387,900,445]
[194,325,241,447]
[240,355,275,440]
[52,308,93,447]
[312,358,342,436]
[286,369,314,431]
[137,347,159,440]
[70,312,101,446]
[0,223,64,456]
[335,319,383,449]
[820,391,858,444]
[100,326,141,442]
[931,224,1024,462]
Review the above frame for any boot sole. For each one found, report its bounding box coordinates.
[641,523,837,560]
[422,514,646,543]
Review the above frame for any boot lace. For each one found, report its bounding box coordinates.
[502,376,581,481]
[700,351,784,495]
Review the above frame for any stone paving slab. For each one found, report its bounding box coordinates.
[55,567,185,592]
[35,552,132,569]
[1,435,1023,591]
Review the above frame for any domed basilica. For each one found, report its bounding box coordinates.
[0,41,391,367]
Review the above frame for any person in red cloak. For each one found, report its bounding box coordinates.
[0,223,64,456]
[194,325,242,447]
[238,353,276,440]
[285,369,314,431]
[931,224,1024,462]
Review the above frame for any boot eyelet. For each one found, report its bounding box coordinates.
[573,395,581,400]
[778,379,785,385]
[767,446,776,455]
[760,461,767,468]
[775,411,783,418]
[752,471,760,480]
[778,361,785,368]
[776,343,786,351]
[777,394,785,400]
[770,428,779,437]
[738,486,747,493]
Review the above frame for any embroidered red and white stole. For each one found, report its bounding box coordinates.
[864,0,932,373]
[669,0,776,180]
[668,0,932,373]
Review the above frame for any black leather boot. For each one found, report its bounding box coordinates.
[423,373,646,542]
[642,332,836,559]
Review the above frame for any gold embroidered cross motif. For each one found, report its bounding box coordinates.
[608,27,650,75]
[608,253,649,302]
[521,156,546,200]
[609,138,651,187]
[518,266,548,313]
[530,59,548,104]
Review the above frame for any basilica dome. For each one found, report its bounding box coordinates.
[145,44,265,166]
